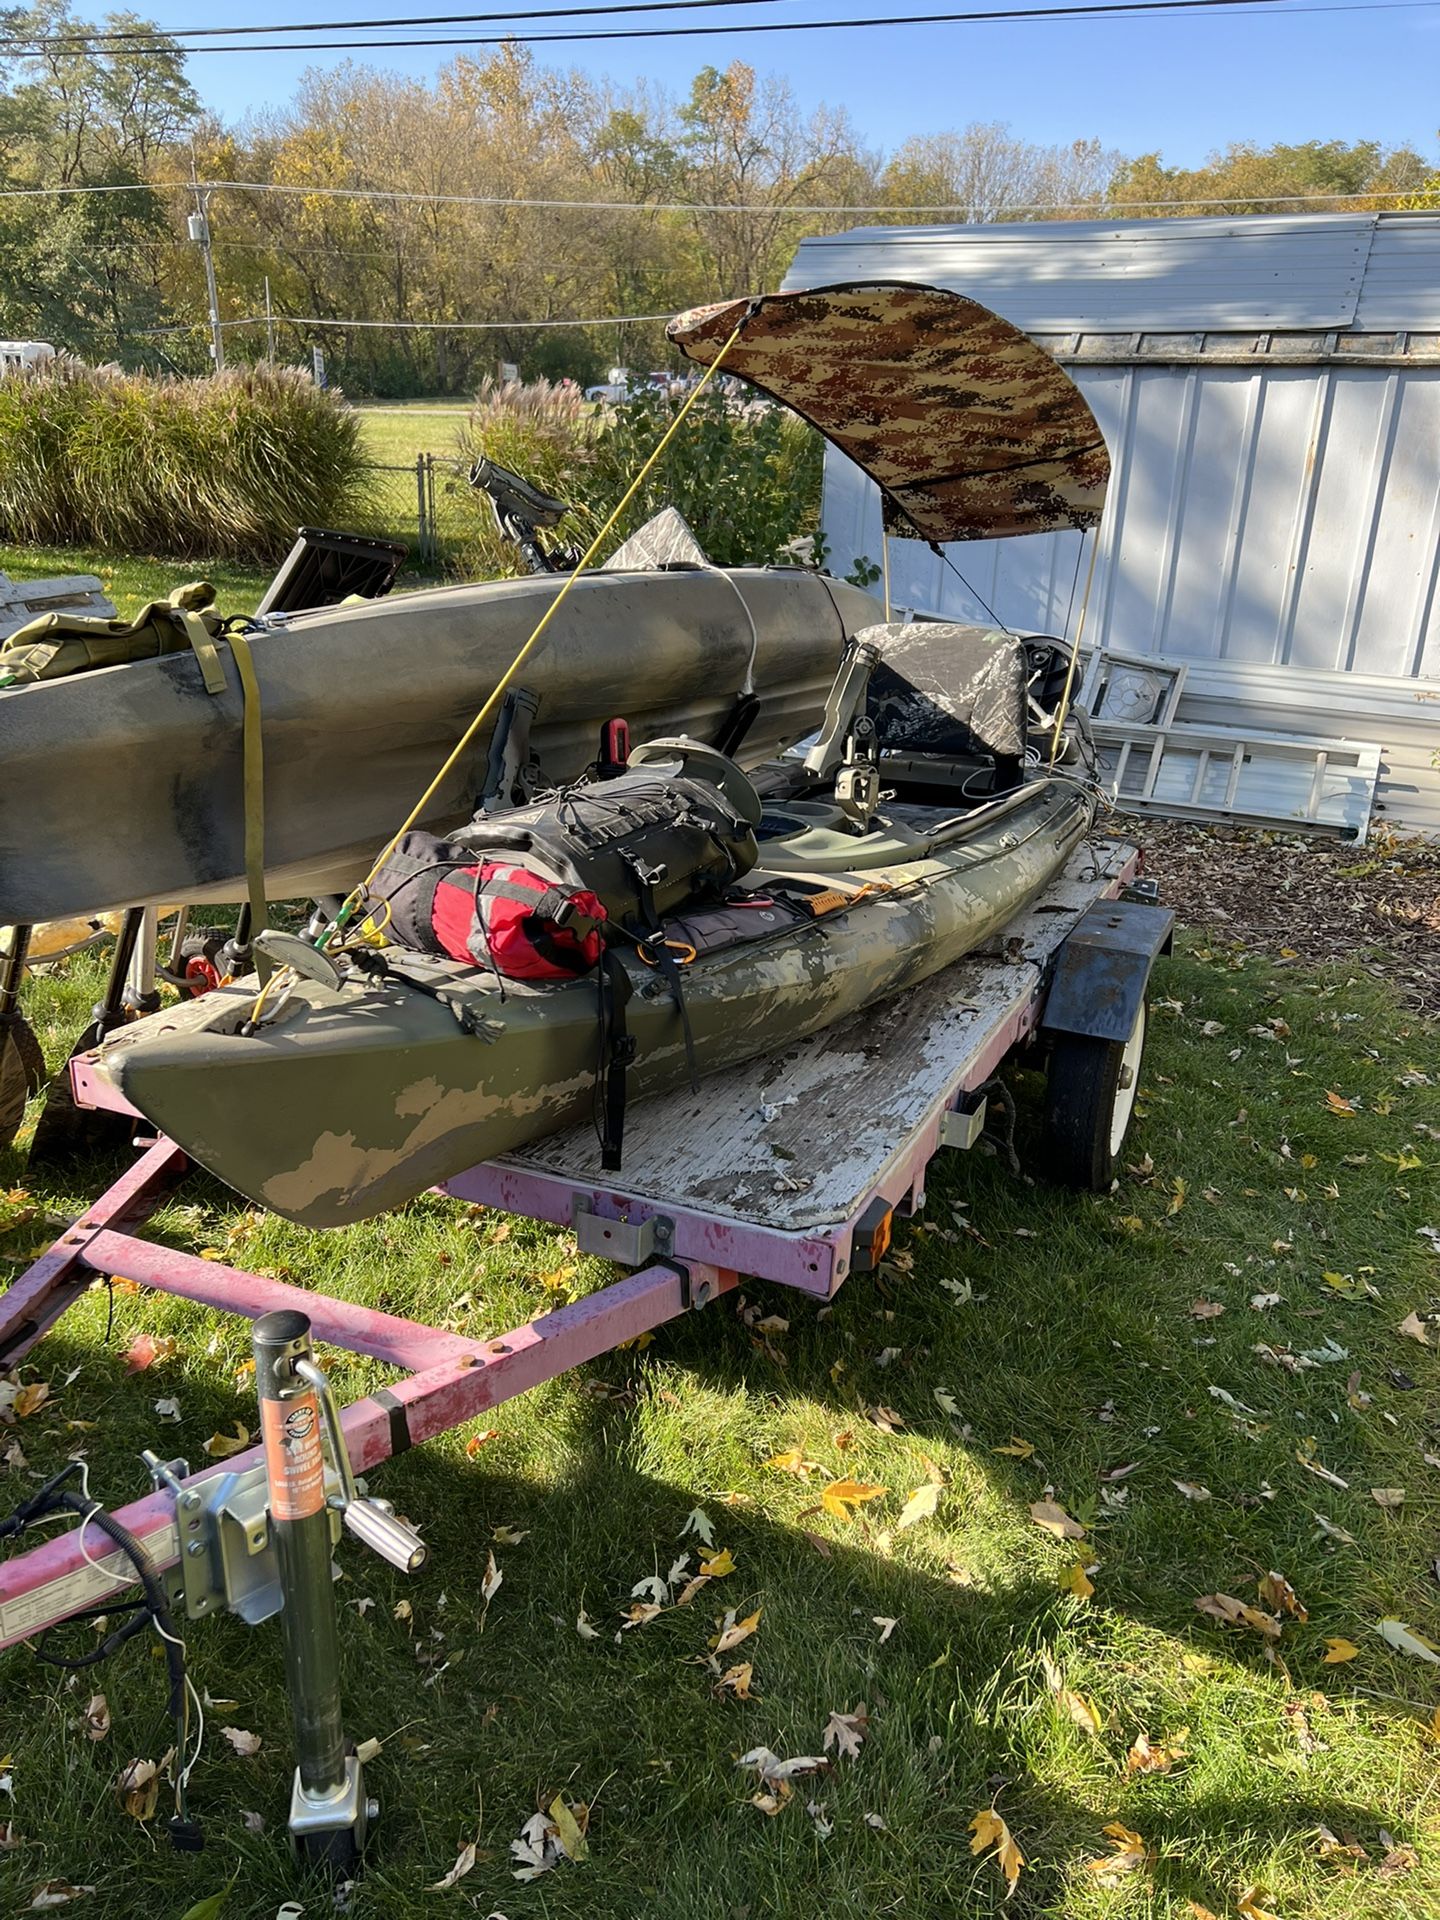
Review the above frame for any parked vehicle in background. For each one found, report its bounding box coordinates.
[0,341,55,372]
[585,365,631,404]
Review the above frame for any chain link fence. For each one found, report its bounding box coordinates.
[356,451,476,572]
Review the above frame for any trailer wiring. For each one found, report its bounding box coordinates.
[0,1459,205,1851]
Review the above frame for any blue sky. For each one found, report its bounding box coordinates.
[138,4,1437,172]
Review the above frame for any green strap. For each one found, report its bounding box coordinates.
[177,609,227,696]
[224,630,270,969]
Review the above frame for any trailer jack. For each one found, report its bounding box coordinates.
[143,1308,427,1868]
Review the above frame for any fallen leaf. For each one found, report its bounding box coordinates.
[896,1483,941,1531]
[427,1841,478,1891]
[699,1548,736,1578]
[1058,1556,1095,1600]
[220,1727,261,1757]
[492,1525,529,1546]
[736,1746,827,1784]
[1378,1842,1420,1875]
[1029,1500,1085,1540]
[1167,1177,1188,1215]
[872,1615,899,1642]
[1086,1822,1150,1879]
[464,1430,500,1456]
[1058,1690,1103,1737]
[1396,1312,1431,1346]
[122,1335,178,1373]
[1313,1513,1357,1546]
[548,1795,589,1864]
[1195,1593,1282,1640]
[763,1448,818,1478]
[1126,1729,1188,1775]
[933,1388,963,1419]
[81,1695,110,1742]
[991,1436,1036,1459]
[1295,1444,1348,1490]
[1375,1618,1440,1664]
[1258,1572,1307,1620]
[1323,1637,1361,1664]
[26,1884,96,1909]
[820,1478,887,1522]
[823,1705,870,1760]
[715,1663,754,1699]
[1324,1089,1357,1116]
[1190,1298,1224,1319]
[1173,1480,1212,1502]
[679,1507,715,1547]
[969,1808,1024,1894]
[204,1424,250,1460]
[864,1810,888,1830]
[710,1607,762,1653]
[114,1757,159,1821]
[1238,1887,1281,1920]
[1370,1487,1405,1510]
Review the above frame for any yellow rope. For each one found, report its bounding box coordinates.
[1049,525,1102,765]
[316,315,748,953]
[880,529,892,623]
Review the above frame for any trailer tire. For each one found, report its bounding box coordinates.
[1043,994,1147,1191]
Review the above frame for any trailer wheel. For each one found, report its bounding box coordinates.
[0,1011,47,1149]
[1043,994,1148,1191]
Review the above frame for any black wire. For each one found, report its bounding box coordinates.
[0,0,1295,54]
[1062,531,1087,645]
[8,0,809,45]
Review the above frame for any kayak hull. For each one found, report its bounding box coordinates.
[0,567,876,924]
[93,778,1094,1227]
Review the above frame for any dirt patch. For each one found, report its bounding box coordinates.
[1133,818,1440,1016]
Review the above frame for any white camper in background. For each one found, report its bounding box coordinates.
[0,341,55,372]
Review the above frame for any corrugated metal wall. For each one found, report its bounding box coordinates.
[822,362,1440,683]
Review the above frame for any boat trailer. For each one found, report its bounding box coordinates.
[0,836,1171,1865]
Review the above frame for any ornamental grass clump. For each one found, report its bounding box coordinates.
[450,376,824,578]
[0,359,374,563]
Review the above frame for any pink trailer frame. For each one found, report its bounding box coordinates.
[0,841,1142,1650]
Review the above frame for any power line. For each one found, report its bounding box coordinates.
[0,0,1304,56]
[138,309,675,334]
[4,0,810,46]
[1,177,1434,214]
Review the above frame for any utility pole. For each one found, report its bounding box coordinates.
[264,276,276,362]
[187,183,225,373]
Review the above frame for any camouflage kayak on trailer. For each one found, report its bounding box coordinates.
[0,565,876,924]
[86,769,1095,1228]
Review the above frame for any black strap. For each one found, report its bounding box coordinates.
[650,940,700,1093]
[596,949,635,1171]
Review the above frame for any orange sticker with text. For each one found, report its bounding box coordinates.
[261,1392,325,1521]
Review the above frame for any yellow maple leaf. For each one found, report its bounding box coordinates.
[1086,1822,1149,1877]
[1058,1558,1095,1601]
[1167,1177,1188,1215]
[992,1436,1036,1459]
[1323,1637,1361,1664]
[699,1548,736,1578]
[763,1448,816,1477]
[12,1382,48,1418]
[1324,1090,1356,1116]
[1238,1885,1281,1920]
[715,1662,754,1699]
[896,1483,941,1531]
[969,1808,1024,1892]
[820,1478,887,1522]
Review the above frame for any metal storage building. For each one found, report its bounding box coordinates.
[785,213,1440,833]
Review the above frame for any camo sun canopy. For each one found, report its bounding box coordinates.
[667,283,1109,545]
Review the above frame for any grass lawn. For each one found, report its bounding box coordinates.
[0,543,272,623]
[1,929,1437,1919]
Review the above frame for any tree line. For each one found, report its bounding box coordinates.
[1,4,1436,395]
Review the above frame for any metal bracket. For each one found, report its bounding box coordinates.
[938,1087,988,1150]
[146,1450,341,1625]
[1120,876,1161,905]
[572,1198,675,1268]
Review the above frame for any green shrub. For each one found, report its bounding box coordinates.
[450,379,823,577]
[0,360,374,563]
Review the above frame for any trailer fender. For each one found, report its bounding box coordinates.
[1040,901,1175,1046]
